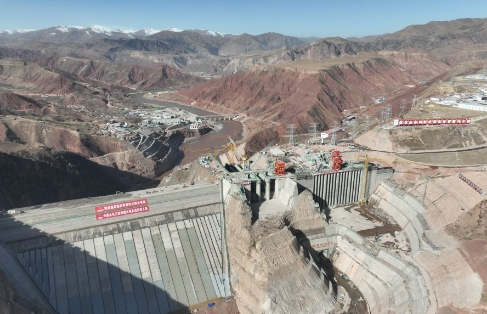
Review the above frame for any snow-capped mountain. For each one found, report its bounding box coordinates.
[0,29,36,35]
[0,25,237,41]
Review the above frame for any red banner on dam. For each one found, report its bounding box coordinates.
[96,206,150,220]
[94,198,148,213]
[394,118,471,126]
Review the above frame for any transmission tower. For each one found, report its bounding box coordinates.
[380,107,386,123]
[385,104,392,120]
[380,104,392,123]
[400,100,406,117]
[364,116,371,131]
[287,124,296,146]
[350,120,358,138]
[411,95,418,109]
[330,121,339,145]
[310,123,319,144]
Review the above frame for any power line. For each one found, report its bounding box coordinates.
[287,124,296,146]
[364,116,371,131]
[330,121,339,145]
[310,123,319,144]
[411,95,417,109]
[400,100,406,117]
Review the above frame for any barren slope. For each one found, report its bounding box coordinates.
[0,59,74,93]
[35,56,202,90]
[179,51,449,131]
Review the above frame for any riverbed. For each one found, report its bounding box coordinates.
[131,93,243,166]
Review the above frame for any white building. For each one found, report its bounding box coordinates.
[190,123,201,130]
[457,102,487,112]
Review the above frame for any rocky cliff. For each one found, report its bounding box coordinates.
[0,59,75,93]
[225,183,336,313]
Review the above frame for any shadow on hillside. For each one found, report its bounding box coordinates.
[287,226,338,297]
[0,151,159,210]
[0,202,217,314]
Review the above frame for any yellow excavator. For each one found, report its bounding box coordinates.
[228,136,247,170]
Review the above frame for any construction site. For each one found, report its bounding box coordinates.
[3,89,487,314]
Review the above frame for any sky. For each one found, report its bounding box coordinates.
[0,0,487,38]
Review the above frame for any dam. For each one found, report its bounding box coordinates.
[0,183,230,314]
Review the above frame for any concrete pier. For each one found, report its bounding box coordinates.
[256,181,262,201]
[265,179,271,201]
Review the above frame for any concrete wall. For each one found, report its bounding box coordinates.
[313,169,362,208]
[367,167,394,199]
[274,178,298,207]
[296,223,429,313]
[330,225,429,314]
[8,204,222,254]
[312,167,394,210]
[370,182,434,255]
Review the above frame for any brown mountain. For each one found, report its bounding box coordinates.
[178,50,449,132]
[368,18,487,65]
[2,18,487,78]
[0,57,200,94]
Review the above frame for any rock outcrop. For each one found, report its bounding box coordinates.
[225,183,336,313]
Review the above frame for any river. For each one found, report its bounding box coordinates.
[131,93,243,166]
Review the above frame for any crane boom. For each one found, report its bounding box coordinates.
[229,136,248,169]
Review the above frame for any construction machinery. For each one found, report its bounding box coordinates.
[274,160,286,176]
[213,143,235,164]
[228,136,248,170]
[331,150,343,171]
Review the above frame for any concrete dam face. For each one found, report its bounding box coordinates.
[312,166,394,209]
[313,169,363,208]
[0,183,230,314]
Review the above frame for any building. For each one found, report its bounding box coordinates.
[190,123,201,130]
[457,102,487,112]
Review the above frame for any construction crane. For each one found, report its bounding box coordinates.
[213,142,235,164]
[356,154,369,205]
[228,136,248,170]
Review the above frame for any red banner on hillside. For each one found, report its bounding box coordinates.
[394,118,471,126]
[95,198,148,213]
[96,206,150,220]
